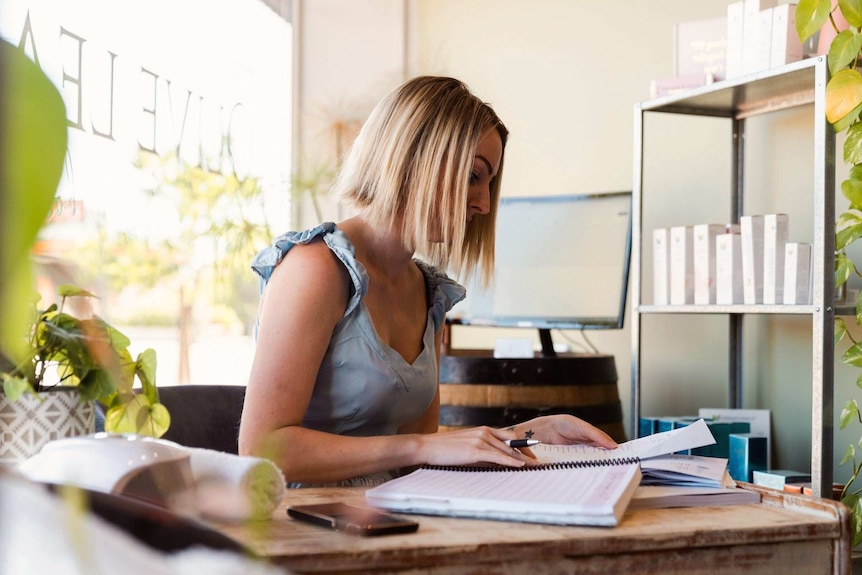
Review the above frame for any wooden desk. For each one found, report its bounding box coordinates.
[214,483,851,574]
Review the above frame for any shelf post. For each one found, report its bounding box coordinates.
[811,56,835,499]
[730,116,745,409]
[630,103,644,439]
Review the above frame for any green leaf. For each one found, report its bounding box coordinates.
[57,284,98,299]
[846,125,862,166]
[0,41,68,362]
[836,251,856,287]
[842,399,861,428]
[1,375,35,401]
[842,343,862,367]
[842,177,862,210]
[856,371,862,388]
[101,321,131,351]
[103,394,170,438]
[797,0,833,41]
[135,349,158,403]
[836,211,862,249]
[137,402,171,438]
[834,101,862,133]
[830,29,862,74]
[857,289,862,322]
[76,370,115,402]
[847,493,862,547]
[842,442,857,465]
[837,317,848,346]
[840,0,862,28]
[827,69,862,125]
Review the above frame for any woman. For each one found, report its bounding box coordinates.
[239,76,615,486]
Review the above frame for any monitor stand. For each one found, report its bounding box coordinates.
[539,328,556,358]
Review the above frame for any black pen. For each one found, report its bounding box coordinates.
[504,439,541,448]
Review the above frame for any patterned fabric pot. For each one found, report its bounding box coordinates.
[0,387,95,466]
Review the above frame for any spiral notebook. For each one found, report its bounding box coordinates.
[365,419,718,527]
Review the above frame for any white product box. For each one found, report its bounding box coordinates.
[783,242,812,304]
[763,213,789,304]
[743,0,778,75]
[771,3,803,68]
[653,228,671,305]
[750,7,774,74]
[694,224,728,305]
[726,1,745,79]
[741,215,765,304]
[670,226,694,305]
[716,232,744,304]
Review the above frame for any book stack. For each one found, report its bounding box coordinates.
[641,409,773,483]
[366,420,760,527]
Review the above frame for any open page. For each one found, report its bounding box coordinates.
[532,418,716,465]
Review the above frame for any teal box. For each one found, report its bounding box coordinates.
[656,416,697,433]
[693,421,751,458]
[639,417,660,438]
[729,433,768,482]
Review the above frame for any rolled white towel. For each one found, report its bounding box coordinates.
[184,448,286,522]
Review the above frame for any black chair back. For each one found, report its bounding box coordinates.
[155,385,246,454]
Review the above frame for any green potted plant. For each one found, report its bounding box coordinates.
[0,40,169,464]
[797,0,862,547]
[0,285,170,449]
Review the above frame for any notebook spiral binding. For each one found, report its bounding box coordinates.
[424,456,641,473]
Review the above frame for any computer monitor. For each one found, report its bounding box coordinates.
[448,191,632,353]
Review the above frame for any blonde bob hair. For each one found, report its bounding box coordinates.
[335,76,508,286]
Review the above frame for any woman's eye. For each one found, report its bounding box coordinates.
[469,171,480,184]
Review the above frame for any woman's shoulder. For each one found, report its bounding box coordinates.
[251,223,338,280]
[252,223,368,318]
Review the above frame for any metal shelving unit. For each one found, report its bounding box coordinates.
[631,56,836,498]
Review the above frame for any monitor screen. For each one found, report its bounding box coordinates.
[449,191,632,330]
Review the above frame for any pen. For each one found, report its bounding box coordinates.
[504,439,541,448]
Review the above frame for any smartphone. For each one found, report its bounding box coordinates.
[287,502,419,536]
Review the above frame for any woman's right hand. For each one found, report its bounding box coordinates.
[415,426,535,468]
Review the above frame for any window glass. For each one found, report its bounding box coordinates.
[1,0,292,387]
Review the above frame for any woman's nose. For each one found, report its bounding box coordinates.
[470,187,491,215]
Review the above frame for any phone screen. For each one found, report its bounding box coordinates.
[287,502,419,536]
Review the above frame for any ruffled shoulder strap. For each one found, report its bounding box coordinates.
[415,260,466,332]
[251,222,368,318]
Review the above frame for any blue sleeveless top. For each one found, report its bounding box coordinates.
[251,223,466,439]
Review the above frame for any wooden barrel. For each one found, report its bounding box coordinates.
[439,351,626,443]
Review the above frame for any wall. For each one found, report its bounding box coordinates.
[293,0,408,224]
[297,0,851,481]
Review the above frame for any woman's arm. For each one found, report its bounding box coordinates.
[238,242,531,484]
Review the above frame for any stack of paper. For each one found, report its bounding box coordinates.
[366,420,760,526]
